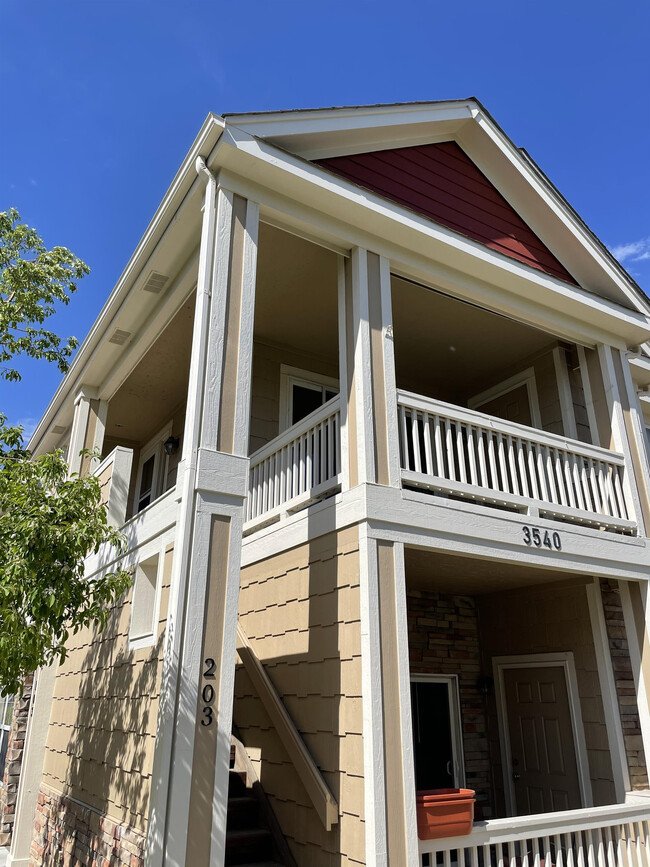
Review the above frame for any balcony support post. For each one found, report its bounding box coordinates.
[148,167,259,867]
[596,344,649,534]
[338,247,400,490]
[618,579,650,788]
[358,527,419,867]
[67,386,107,477]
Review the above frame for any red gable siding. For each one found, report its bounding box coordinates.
[316,141,575,284]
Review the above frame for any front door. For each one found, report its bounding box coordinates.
[503,666,582,815]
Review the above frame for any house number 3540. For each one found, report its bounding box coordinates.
[522,526,562,550]
[200,657,216,726]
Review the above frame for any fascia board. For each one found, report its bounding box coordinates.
[28,114,225,454]
[224,99,476,138]
[216,125,650,347]
[458,111,648,315]
[227,102,474,162]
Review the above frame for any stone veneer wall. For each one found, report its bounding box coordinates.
[407,589,494,818]
[600,579,649,789]
[0,673,35,847]
[31,787,145,867]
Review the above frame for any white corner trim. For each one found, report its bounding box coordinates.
[584,578,630,799]
[553,346,579,440]
[493,652,593,816]
[468,366,542,429]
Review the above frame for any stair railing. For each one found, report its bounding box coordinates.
[236,623,339,831]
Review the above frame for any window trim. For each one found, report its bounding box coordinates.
[468,366,542,429]
[0,693,15,787]
[410,673,466,788]
[128,552,164,650]
[133,422,172,514]
[279,364,339,431]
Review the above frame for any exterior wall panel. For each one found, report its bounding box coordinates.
[235,528,365,866]
[317,142,576,284]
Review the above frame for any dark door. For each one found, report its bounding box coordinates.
[503,666,582,815]
[411,680,455,790]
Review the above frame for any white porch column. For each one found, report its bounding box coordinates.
[338,247,400,490]
[147,166,259,867]
[358,528,418,867]
[6,666,57,867]
[67,386,107,476]
[581,345,647,533]
[618,579,650,786]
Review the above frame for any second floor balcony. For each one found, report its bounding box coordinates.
[241,388,635,536]
[91,222,644,548]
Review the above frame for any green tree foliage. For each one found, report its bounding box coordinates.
[0,210,130,694]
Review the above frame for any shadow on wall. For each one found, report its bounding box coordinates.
[33,554,172,867]
[234,526,364,867]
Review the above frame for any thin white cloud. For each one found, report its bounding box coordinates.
[16,418,38,440]
[610,237,650,263]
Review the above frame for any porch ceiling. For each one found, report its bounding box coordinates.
[404,545,585,596]
[104,293,195,444]
[392,275,558,403]
[254,223,339,366]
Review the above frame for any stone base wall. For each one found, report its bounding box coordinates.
[407,589,494,818]
[31,786,145,867]
[0,673,35,847]
[600,579,649,790]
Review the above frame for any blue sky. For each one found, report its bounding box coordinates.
[2,0,649,436]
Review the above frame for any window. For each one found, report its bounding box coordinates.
[134,424,172,514]
[468,367,542,429]
[410,675,465,791]
[128,553,162,648]
[279,365,339,430]
[0,693,15,784]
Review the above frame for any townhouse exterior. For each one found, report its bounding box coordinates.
[5,99,650,867]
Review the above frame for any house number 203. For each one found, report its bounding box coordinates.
[200,657,216,726]
[522,526,562,551]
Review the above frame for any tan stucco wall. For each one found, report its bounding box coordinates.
[235,528,365,866]
[478,579,617,813]
[41,545,173,833]
[248,341,339,456]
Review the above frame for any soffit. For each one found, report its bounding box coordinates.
[404,545,584,596]
[104,293,195,445]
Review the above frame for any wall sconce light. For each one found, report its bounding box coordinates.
[164,435,180,456]
[477,676,494,697]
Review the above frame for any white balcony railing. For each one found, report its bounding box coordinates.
[245,396,342,531]
[419,800,650,867]
[398,390,636,533]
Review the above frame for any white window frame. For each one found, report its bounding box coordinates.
[279,364,339,431]
[411,673,466,788]
[133,422,172,514]
[468,366,542,429]
[128,549,165,650]
[0,693,15,787]
[492,652,593,817]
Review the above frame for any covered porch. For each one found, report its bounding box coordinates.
[403,546,649,864]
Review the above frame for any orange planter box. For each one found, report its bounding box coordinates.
[416,788,475,840]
